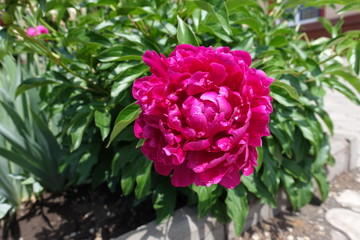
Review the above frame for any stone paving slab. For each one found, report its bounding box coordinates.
[326,208,360,240]
[335,189,360,212]
[324,89,360,168]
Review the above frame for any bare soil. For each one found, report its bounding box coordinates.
[0,185,156,240]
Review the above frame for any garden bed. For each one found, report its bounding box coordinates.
[0,185,156,240]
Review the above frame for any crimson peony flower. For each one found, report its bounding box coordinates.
[132,44,273,188]
[26,25,49,36]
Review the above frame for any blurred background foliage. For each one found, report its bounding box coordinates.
[0,0,360,235]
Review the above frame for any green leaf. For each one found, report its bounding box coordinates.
[329,69,360,94]
[241,174,276,208]
[135,158,152,199]
[291,127,310,163]
[354,39,360,75]
[107,102,141,147]
[136,138,145,148]
[289,43,307,60]
[280,170,313,210]
[312,137,330,172]
[192,185,221,218]
[153,179,176,223]
[235,18,261,36]
[0,124,26,153]
[176,15,199,46]
[94,110,111,140]
[38,0,47,13]
[120,162,138,195]
[305,58,322,77]
[326,77,360,104]
[271,81,300,100]
[69,110,93,151]
[337,2,360,15]
[318,17,333,37]
[0,100,28,136]
[225,0,258,14]
[111,145,140,177]
[261,148,279,195]
[65,29,111,47]
[75,149,98,186]
[314,107,333,135]
[97,45,143,62]
[267,69,299,76]
[313,168,329,201]
[111,63,148,98]
[225,185,249,236]
[291,111,320,149]
[0,148,48,183]
[211,201,229,223]
[15,78,60,97]
[0,203,12,219]
[192,0,232,35]
[269,36,288,48]
[282,159,309,183]
[269,124,292,156]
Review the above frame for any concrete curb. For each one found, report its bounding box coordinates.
[112,134,357,240]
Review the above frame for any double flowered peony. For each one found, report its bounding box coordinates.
[132,44,273,188]
[26,25,49,36]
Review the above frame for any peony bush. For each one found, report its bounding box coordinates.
[1,0,360,236]
[133,44,273,188]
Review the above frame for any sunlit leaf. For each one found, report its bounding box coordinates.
[107,102,141,147]
[176,15,199,46]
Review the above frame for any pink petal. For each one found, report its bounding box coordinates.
[171,164,195,187]
[219,169,241,189]
[26,27,37,36]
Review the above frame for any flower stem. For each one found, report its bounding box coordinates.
[11,25,108,95]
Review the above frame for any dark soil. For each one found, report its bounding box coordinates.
[0,185,156,240]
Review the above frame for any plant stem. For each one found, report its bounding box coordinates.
[294,54,338,77]
[127,15,149,37]
[11,25,109,95]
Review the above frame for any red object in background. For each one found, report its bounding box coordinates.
[301,13,360,39]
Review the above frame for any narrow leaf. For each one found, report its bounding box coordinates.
[318,17,333,37]
[0,203,12,219]
[329,69,360,94]
[177,15,199,46]
[241,174,276,207]
[110,64,148,97]
[94,110,111,140]
[192,185,220,218]
[135,159,152,199]
[192,0,232,35]
[354,39,360,75]
[313,169,329,201]
[16,78,59,97]
[136,138,145,148]
[107,102,141,147]
[269,36,288,48]
[225,185,249,236]
[271,81,300,100]
[97,45,143,62]
[153,179,176,223]
[337,2,360,15]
